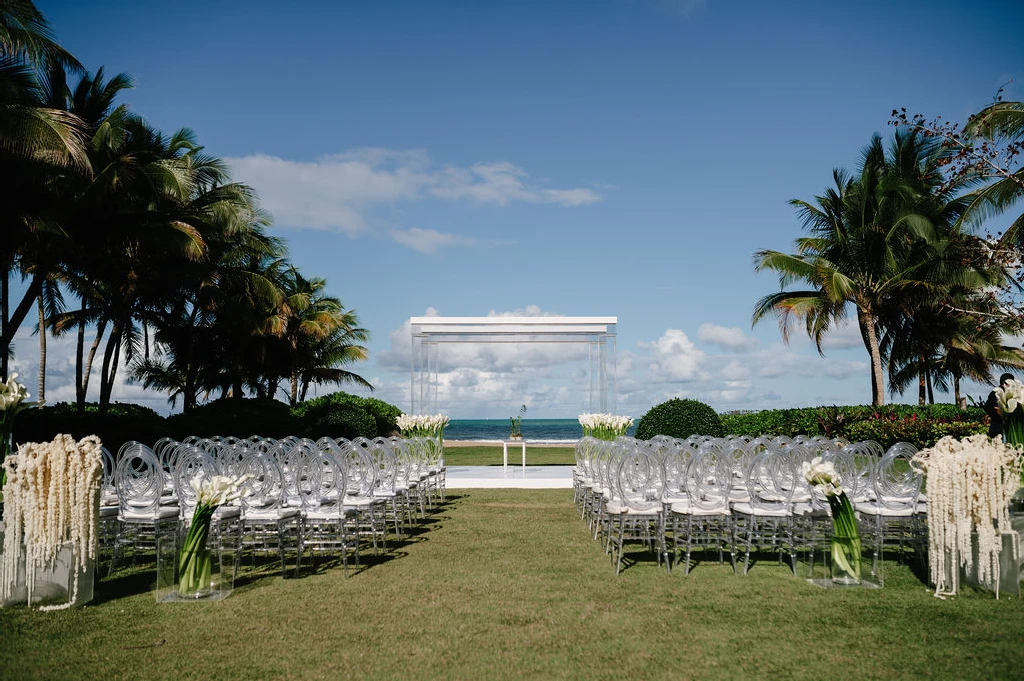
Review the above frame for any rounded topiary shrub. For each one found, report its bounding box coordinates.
[301,402,377,440]
[635,398,724,440]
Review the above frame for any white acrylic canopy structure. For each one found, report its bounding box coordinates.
[409,316,617,415]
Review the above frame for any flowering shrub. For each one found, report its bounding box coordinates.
[721,404,986,448]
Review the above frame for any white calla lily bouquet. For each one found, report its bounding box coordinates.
[994,378,1024,451]
[802,456,862,582]
[578,413,633,441]
[178,474,250,597]
[0,373,40,489]
[396,413,449,440]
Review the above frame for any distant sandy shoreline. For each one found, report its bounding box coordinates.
[443,440,575,448]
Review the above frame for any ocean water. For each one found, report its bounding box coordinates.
[444,418,637,443]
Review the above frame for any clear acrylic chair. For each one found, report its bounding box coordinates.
[606,439,668,575]
[670,444,734,574]
[238,451,304,578]
[854,441,924,583]
[109,442,180,574]
[731,448,797,574]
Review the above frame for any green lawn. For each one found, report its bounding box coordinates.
[3,489,1024,681]
[442,445,575,466]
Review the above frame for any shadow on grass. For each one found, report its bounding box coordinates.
[91,495,459,600]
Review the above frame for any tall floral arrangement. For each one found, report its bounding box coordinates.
[803,456,862,583]
[178,474,249,598]
[1,434,103,610]
[912,434,1022,598]
[0,373,37,489]
[994,378,1024,456]
[396,414,449,442]
[578,413,633,441]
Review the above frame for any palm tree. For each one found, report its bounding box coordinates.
[753,131,966,405]
[296,310,372,403]
[263,266,371,407]
[0,1,88,379]
[956,100,1024,244]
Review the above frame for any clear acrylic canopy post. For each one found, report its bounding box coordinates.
[409,316,617,415]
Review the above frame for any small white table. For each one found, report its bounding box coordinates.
[502,439,527,470]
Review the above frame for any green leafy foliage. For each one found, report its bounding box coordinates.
[15,402,171,452]
[720,404,987,448]
[292,391,400,438]
[635,398,724,440]
[354,397,402,436]
[303,403,377,440]
[167,397,296,439]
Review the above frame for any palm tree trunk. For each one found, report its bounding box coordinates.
[859,309,886,406]
[2,272,44,381]
[78,317,106,411]
[1,268,7,381]
[98,321,122,414]
[918,368,926,406]
[927,372,934,404]
[954,375,963,408]
[37,294,46,403]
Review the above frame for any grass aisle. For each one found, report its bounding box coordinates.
[2,490,1024,680]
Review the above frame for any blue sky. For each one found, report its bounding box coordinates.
[12,0,1024,418]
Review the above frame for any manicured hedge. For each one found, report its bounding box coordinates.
[13,391,403,455]
[15,402,172,453]
[719,404,987,449]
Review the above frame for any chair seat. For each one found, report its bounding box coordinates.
[606,501,662,515]
[854,501,916,517]
[120,505,180,521]
[304,507,358,522]
[670,501,730,516]
[731,502,791,518]
[243,507,301,521]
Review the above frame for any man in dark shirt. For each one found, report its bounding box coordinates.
[985,373,1016,438]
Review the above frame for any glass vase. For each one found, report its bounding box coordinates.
[178,548,213,598]
[830,535,862,585]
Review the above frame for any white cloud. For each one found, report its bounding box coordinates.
[8,328,174,414]
[819,321,864,351]
[721,359,749,381]
[698,323,759,352]
[226,149,601,238]
[389,227,477,254]
[641,329,707,382]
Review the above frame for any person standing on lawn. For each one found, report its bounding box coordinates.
[985,373,1016,438]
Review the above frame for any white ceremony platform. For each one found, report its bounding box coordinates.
[445,465,573,489]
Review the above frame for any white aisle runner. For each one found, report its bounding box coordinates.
[445,466,573,489]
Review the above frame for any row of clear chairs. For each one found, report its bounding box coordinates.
[573,434,925,579]
[104,435,447,579]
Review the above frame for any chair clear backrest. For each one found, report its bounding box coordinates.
[114,442,165,512]
[337,439,378,498]
[743,448,796,512]
[685,445,733,510]
[662,439,691,498]
[174,447,221,514]
[238,451,288,512]
[873,442,922,509]
[615,441,665,511]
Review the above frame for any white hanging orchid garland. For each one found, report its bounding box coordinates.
[1,434,103,610]
[912,434,1022,599]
